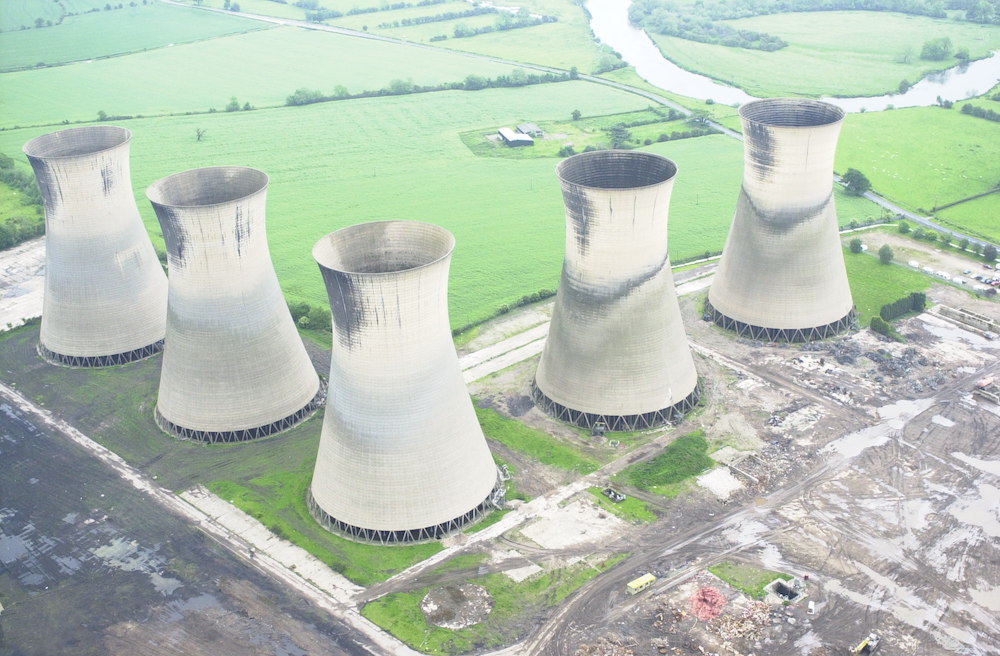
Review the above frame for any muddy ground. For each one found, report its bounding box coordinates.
[0,401,372,656]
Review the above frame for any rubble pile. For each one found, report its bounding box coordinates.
[574,635,635,656]
[716,601,771,642]
[691,587,727,621]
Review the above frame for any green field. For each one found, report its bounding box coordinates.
[0,3,269,72]
[649,11,1000,98]
[844,247,934,324]
[836,105,1000,243]
[0,26,547,127]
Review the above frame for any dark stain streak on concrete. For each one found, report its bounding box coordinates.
[744,120,774,179]
[323,269,364,350]
[155,206,187,265]
[233,205,251,257]
[562,185,594,254]
[27,158,60,215]
[562,250,669,306]
[100,163,114,196]
[739,187,832,230]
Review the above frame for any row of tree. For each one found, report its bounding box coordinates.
[377,7,496,29]
[0,154,44,251]
[960,102,1000,122]
[285,68,572,106]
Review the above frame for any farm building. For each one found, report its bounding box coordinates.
[498,127,534,146]
[517,123,543,137]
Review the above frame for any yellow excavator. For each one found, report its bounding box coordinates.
[850,633,881,655]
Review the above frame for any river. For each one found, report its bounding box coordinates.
[586,0,1000,112]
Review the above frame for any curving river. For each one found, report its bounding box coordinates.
[586,0,1000,112]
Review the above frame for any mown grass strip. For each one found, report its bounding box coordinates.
[616,430,713,494]
[207,473,443,586]
[475,405,599,474]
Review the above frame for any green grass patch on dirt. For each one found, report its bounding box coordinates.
[586,487,658,523]
[361,553,628,655]
[474,405,599,474]
[615,430,713,495]
[708,561,791,600]
[207,474,443,586]
[649,11,1000,98]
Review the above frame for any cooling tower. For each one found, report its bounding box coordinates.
[23,126,167,366]
[707,98,855,341]
[147,166,322,443]
[309,221,501,544]
[532,150,700,432]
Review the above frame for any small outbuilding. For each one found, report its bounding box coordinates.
[498,127,534,147]
[517,122,543,138]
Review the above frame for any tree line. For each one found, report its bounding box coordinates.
[286,68,574,106]
[0,154,44,251]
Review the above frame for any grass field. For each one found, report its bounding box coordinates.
[937,193,1000,244]
[614,430,714,496]
[0,27,544,127]
[708,561,791,600]
[1,88,761,330]
[475,405,599,473]
[844,247,934,324]
[586,487,658,523]
[836,105,1000,243]
[361,553,628,654]
[649,12,1000,98]
[0,0,65,32]
[0,3,268,72]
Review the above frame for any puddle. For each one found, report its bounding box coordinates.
[951,452,1000,477]
[947,483,1000,538]
[825,398,936,457]
[163,592,221,622]
[91,537,183,596]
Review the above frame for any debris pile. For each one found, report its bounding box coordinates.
[575,635,635,656]
[691,587,727,621]
[716,601,771,642]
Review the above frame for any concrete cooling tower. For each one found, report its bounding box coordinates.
[532,150,700,432]
[147,166,322,443]
[309,221,501,544]
[23,126,167,366]
[707,98,855,341]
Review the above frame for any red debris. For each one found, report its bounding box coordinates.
[690,587,727,621]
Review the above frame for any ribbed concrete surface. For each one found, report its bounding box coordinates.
[147,166,319,435]
[310,221,497,533]
[709,98,854,331]
[23,126,166,361]
[534,150,699,418]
